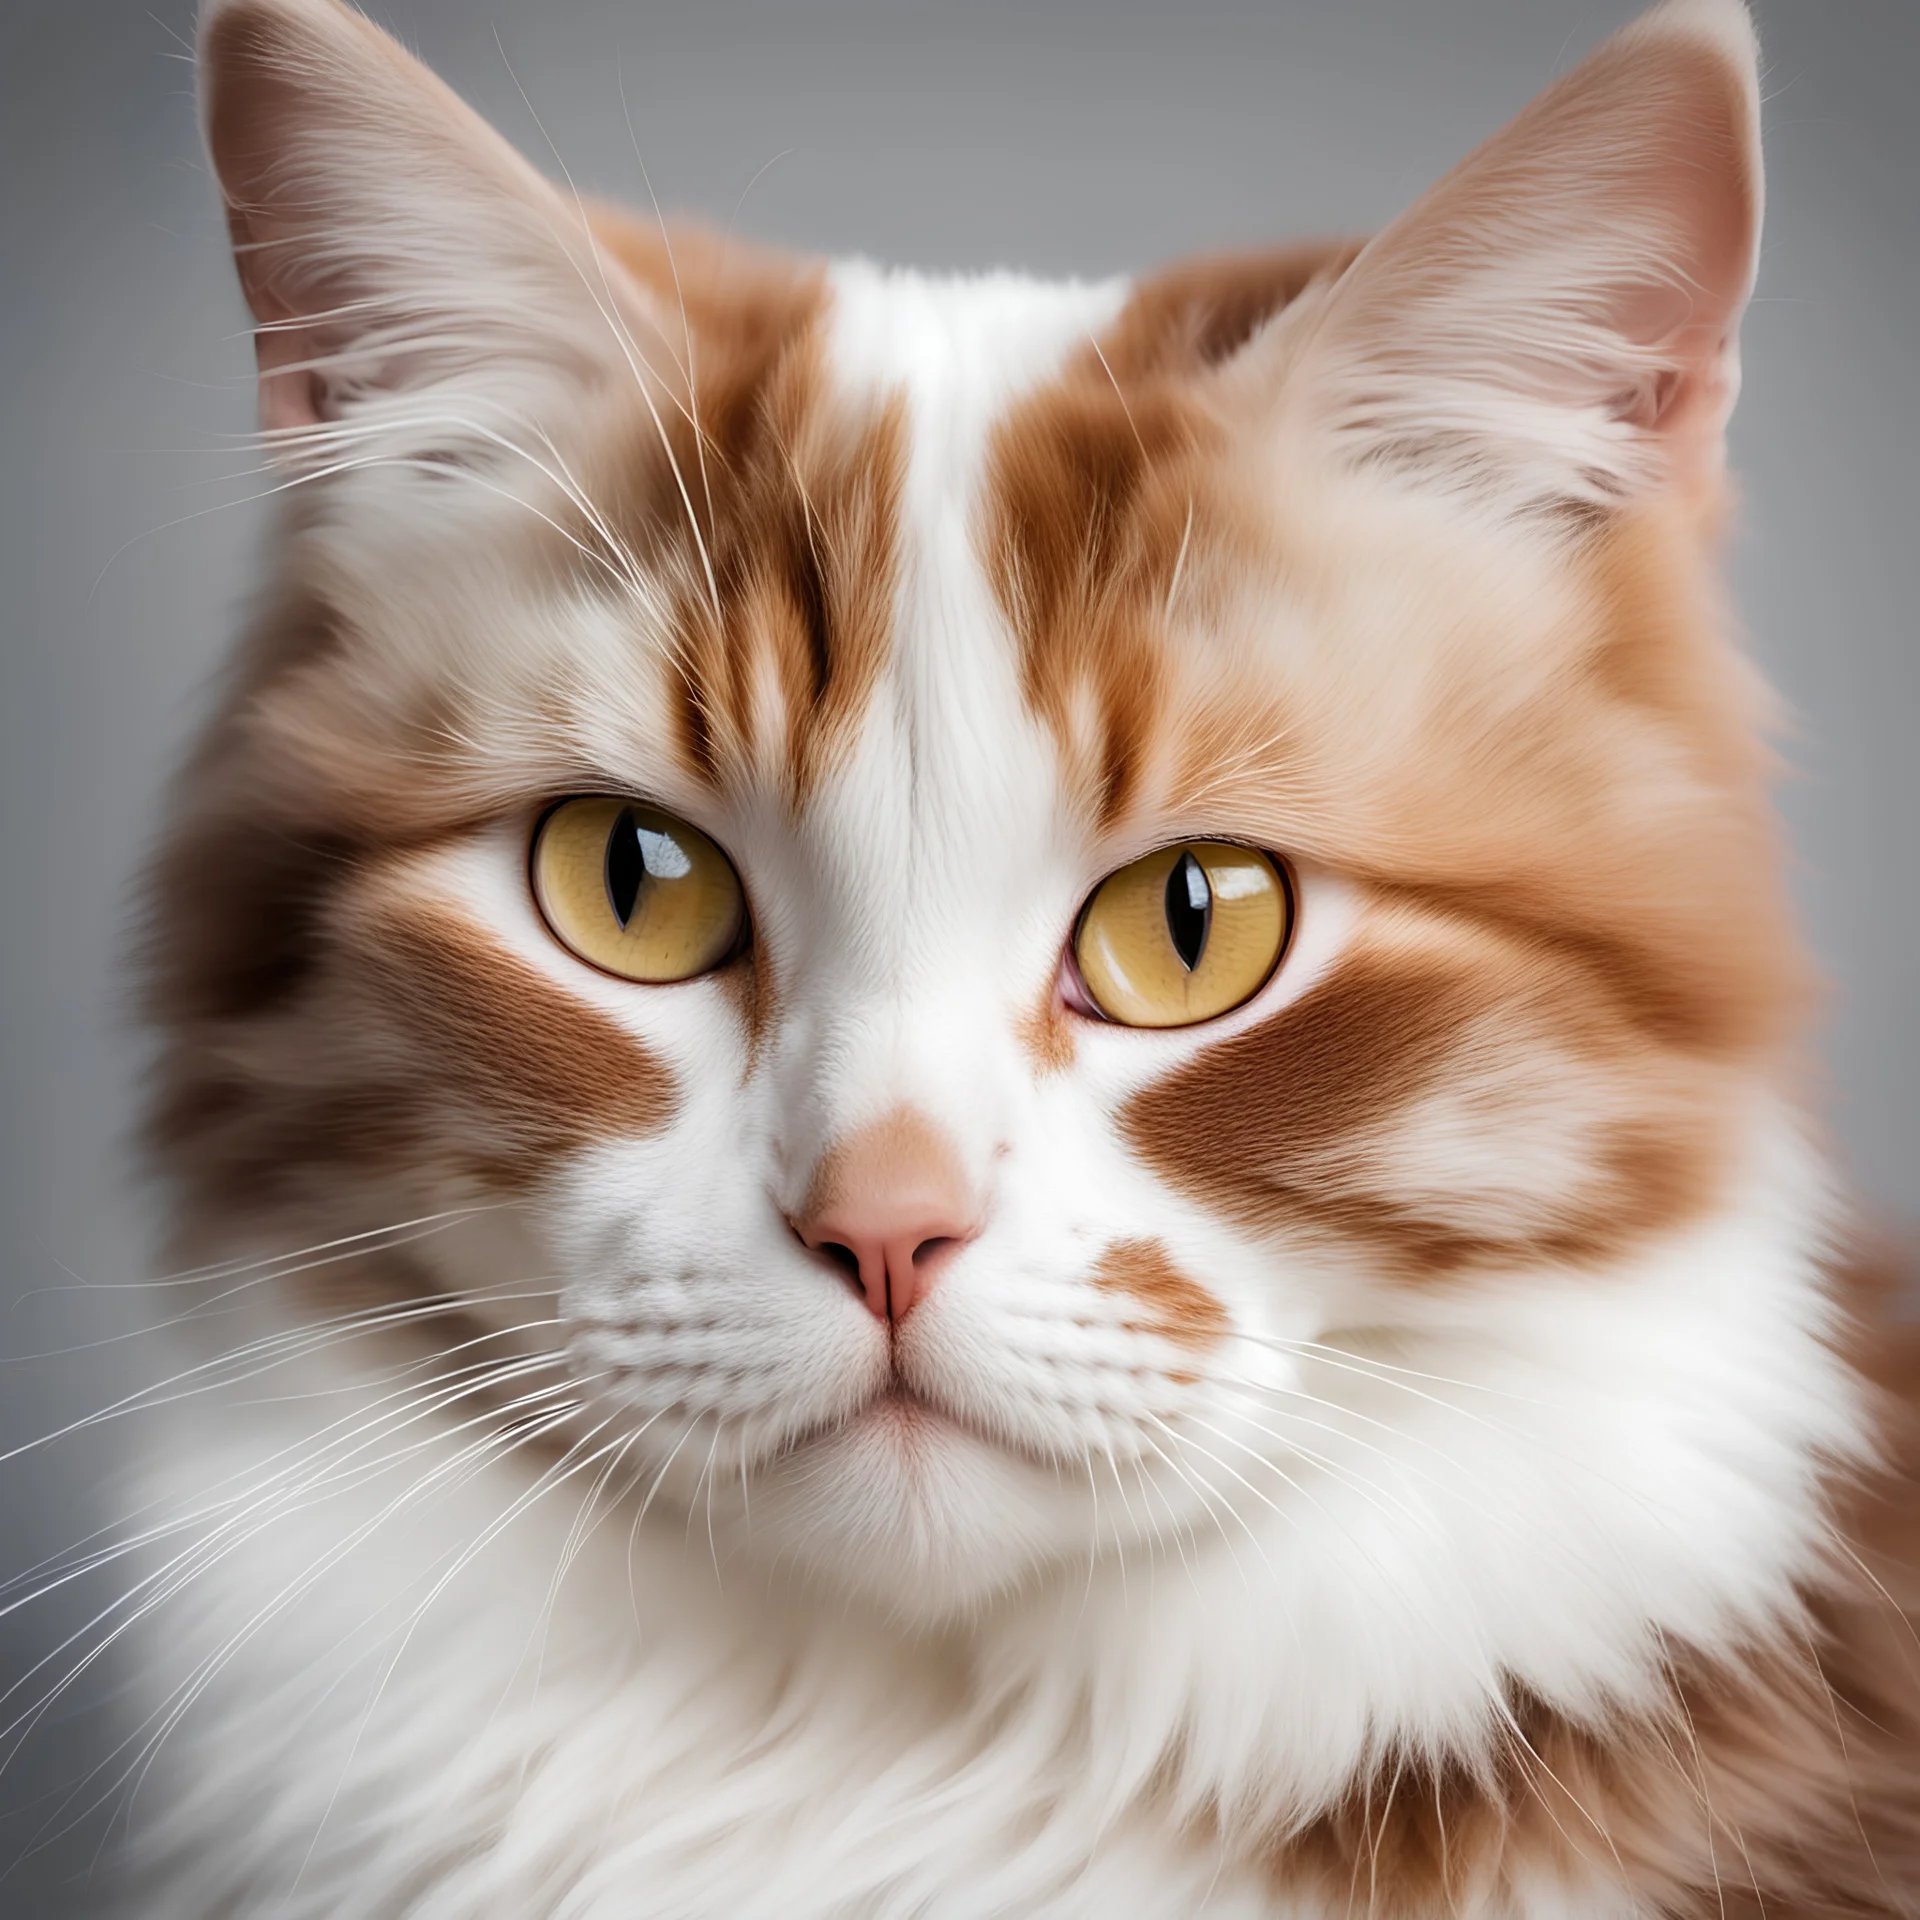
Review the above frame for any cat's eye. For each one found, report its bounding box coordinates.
[1072,843,1291,1028]
[531,798,745,982]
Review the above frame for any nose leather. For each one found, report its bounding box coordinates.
[790,1108,976,1322]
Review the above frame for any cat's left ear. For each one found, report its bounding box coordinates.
[199,0,669,446]
[1260,0,1762,519]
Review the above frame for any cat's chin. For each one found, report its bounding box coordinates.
[748,1389,1089,1621]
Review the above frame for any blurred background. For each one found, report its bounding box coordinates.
[2,0,1914,1906]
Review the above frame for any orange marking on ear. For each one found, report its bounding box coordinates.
[1094,242,1365,384]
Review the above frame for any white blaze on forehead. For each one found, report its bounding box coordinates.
[811,261,1131,869]
[821,262,1130,485]
[820,263,1129,830]
[763,267,1132,1151]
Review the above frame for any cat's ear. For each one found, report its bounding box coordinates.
[1266,0,1761,518]
[199,0,662,442]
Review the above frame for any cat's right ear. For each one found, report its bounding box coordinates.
[199,0,664,443]
[1245,0,1763,524]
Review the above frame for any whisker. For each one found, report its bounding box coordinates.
[1238,1331,1547,1405]
[55,1379,607,1837]
[1138,1430,1269,1604]
[99,1399,593,1840]
[0,1328,567,1622]
[0,1282,564,1471]
[0,1356,580,1741]
[286,1406,631,1891]
[9,1205,496,1305]
[616,55,717,547]
[5,1227,544,1365]
[1148,1415,1430,1631]
[0,1374,587,1832]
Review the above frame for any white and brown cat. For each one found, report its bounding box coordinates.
[118,0,1920,1910]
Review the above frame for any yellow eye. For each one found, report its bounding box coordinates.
[1073,842,1290,1028]
[531,798,745,982]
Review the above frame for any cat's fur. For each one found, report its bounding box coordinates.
[118,0,1919,1911]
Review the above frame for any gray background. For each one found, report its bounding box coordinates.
[1,0,1914,1906]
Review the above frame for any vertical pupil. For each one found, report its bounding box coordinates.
[605,807,647,927]
[1164,850,1211,971]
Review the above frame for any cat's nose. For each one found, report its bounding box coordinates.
[789,1107,978,1323]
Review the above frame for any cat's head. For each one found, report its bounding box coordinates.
[152,0,1799,1619]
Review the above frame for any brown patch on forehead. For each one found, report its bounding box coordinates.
[688,379,907,807]
[585,211,907,809]
[1124,920,1731,1282]
[1096,242,1364,384]
[1092,1237,1229,1349]
[352,894,677,1188]
[981,242,1359,828]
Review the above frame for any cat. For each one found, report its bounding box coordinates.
[107,0,1920,1910]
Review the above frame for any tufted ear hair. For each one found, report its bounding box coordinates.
[199,0,670,447]
[1264,0,1762,521]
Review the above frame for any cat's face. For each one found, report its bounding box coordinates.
[157,0,1798,1618]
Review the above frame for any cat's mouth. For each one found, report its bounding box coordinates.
[854,1382,955,1440]
[769,1364,1026,1469]
[825,1370,1062,1472]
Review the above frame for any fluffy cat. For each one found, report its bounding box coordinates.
[106,0,1920,1910]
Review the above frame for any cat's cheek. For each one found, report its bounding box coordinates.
[345,826,767,1117]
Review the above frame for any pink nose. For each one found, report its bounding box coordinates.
[790,1109,976,1323]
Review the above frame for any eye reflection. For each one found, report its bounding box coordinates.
[605,808,696,929]
[533,798,744,982]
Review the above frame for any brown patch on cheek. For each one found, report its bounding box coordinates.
[1123,941,1727,1280]
[353,897,678,1189]
[1128,954,1474,1188]
[1092,1237,1229,1349]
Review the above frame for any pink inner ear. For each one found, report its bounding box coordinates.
[1248,7,1762,515]
[253,321,324,433]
